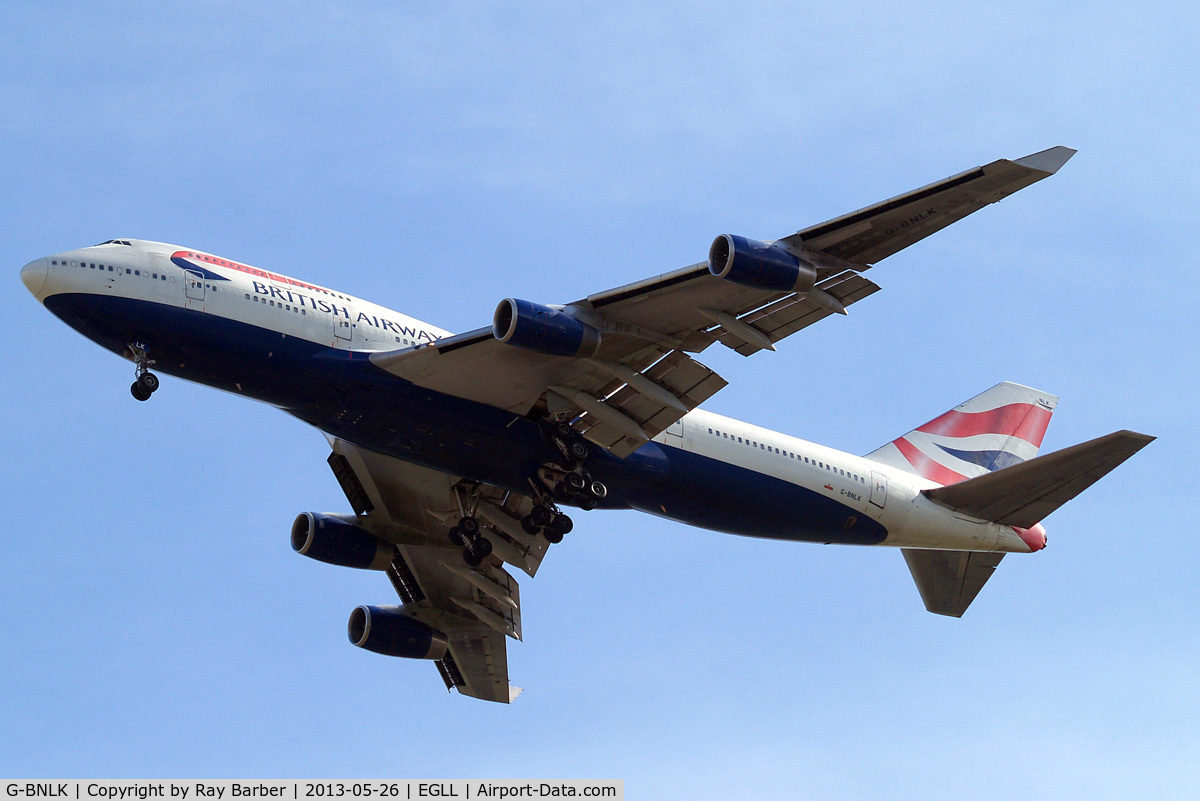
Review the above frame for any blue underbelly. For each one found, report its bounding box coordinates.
[45,292,887,545]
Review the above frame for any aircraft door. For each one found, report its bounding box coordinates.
[334,317,352,343]
[869,472,888,509]
[184,269,205,303]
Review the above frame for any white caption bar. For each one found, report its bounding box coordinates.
[2,783,622,801]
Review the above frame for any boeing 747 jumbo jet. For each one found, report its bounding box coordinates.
[21,146,1152,702]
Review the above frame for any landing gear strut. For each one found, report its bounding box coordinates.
[542,421,607,512]
[127,343,160,402]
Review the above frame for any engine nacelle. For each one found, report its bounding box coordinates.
[291,512,392,570]
[493,297,601,357]
[708,234,817,293]
[348,605,448,660]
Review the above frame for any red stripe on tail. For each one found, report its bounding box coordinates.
[915,403,1052,446]
[893,438,969,485]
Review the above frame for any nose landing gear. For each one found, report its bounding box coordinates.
[127,343,160,402]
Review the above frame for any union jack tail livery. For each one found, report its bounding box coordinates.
[865,382,1058,485]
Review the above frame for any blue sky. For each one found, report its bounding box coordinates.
[2,2,1197,797]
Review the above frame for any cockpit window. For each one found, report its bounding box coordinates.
[95,240,133,246]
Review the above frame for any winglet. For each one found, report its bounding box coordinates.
[1013,146,1077,175]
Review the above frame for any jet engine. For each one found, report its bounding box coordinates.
[290,512,392,570]
[708,234,818,293]
[492,298,601,357]
[348,605,449,660]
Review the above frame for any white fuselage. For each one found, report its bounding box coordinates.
[22,239,1039,555]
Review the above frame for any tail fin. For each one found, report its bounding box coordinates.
[865,381,1058,485]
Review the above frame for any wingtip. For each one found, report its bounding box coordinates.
[1013,146,1077,175]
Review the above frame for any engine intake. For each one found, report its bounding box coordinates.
[291,512,392,570]
[493,298,601,357]
[348,605,448,660]
[709,234,817,293]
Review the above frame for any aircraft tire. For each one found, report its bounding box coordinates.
[130,382,151,402]
[531,504,554,527]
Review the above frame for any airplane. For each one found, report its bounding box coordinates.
[20,146,1153,703]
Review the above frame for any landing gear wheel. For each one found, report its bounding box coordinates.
[568,441,589,461]
[130,382,152,402]
[544,513,572,543]
[564,472,587,494]
[553,422,573,440]
[530,504,554,528]
[136,372,160,393]
[521,516,541,537]
[579,497,597,511]
[448,526,465,546]
[458,517,480,537]
[589,481,608,500]
[463,535,492,565]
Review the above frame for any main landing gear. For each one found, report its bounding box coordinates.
[542,421,607,512]
[444,423,604,567]
[521,503,573,544]
[448,515,494,568]
[447,475,580,568]
[127,343,160,402]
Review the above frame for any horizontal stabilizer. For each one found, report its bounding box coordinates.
[922,430,1154,528]
[903,549,1004,617]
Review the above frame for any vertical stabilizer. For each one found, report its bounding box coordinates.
[865,382,1058,485]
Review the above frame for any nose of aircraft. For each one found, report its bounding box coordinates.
[21,257,48,299]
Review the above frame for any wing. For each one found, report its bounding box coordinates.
[373,147,1074,458]
[327,436,552,703]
